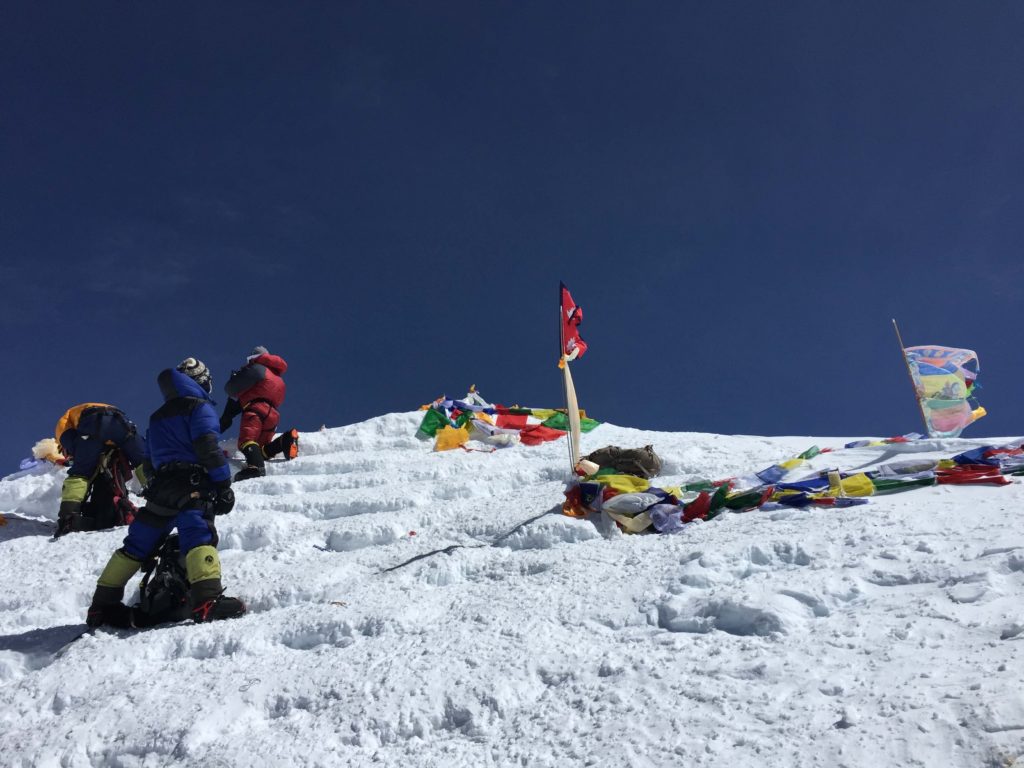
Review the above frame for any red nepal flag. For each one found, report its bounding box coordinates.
[560,282,588,361]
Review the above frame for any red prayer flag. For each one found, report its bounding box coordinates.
[560,282,588,361]
[682,491,711,522]
[519,424,567,446]
[494,413,529,430]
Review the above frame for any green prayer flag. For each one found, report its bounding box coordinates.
[416,409,451,439]
[540,411,600,433]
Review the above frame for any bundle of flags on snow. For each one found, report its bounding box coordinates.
[417,388,600,452]
[563,438,1022,534]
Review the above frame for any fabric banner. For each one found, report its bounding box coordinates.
[904,345,985,438]
[559,282,588,472]
[559,282,587,361]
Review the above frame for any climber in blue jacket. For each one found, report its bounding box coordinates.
[86,358,246,628]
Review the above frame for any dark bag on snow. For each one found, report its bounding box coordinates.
[133,534,191,628]
[583,445,663,479]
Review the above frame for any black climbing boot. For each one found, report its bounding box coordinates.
[86,585,134,628]
[234,442,266,482]
[264,428,299,460]
[190,578,246,623]
[192,594,247,623]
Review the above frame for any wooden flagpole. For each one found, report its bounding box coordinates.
[892,318,930,436]
[559,284,575,472]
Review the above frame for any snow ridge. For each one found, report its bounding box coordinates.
[1,413,1023,767]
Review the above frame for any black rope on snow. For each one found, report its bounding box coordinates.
[378,543,485,574]
[377,504,563,574]
[488,505,562,545]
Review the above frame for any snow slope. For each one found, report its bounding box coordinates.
[1,413,1023,767]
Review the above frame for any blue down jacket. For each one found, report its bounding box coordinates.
[146,369,231,486]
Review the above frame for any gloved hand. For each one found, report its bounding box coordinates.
[134,464,152,491]
[212,486,235,516]
[219,398,242,434]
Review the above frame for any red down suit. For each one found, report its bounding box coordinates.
[224,352,287,450]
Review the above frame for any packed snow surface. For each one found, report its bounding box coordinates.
[1,413,1023,767]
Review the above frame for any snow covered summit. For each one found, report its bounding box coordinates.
[1,413,1023,767]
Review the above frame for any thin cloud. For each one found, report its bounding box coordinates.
[83,256,192,297]
[180,194,245,224]
[0,264,55,325]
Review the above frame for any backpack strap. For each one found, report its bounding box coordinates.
[137,533,169,595]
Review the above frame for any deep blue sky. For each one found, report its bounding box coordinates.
[3,2,1023,471]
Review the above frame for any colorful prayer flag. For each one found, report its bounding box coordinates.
[904,345,986,438]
